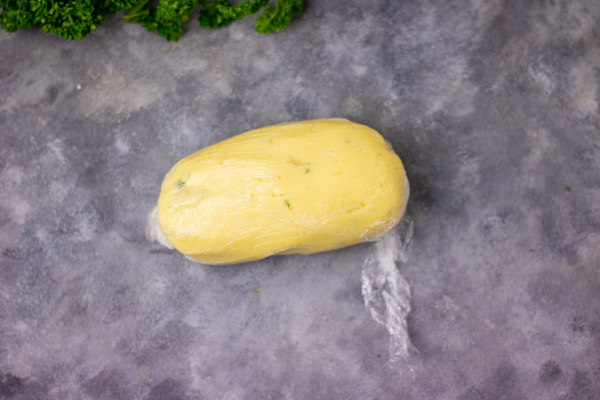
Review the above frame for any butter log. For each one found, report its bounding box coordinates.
[156,119,409,264]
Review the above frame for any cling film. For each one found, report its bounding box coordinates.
[149,118,410,265]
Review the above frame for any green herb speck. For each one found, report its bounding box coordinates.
[176,179,186,188]
[284,200,291,209]
[565,186,571,192]
[304,167,311,174]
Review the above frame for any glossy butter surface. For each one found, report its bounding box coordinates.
[157,119,409,264]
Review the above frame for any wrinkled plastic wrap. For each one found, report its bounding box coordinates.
[150,118,409,265]
[362,217,418,374]
[146,206,173,250]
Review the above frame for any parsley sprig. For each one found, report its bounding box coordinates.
[0,0,303,41]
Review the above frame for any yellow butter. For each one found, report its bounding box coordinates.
[157,118,409,264]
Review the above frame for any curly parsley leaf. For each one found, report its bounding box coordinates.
[198,0,269,29]
[255,0,302,34]
[123,0,197,41]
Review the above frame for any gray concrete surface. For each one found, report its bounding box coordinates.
[1,0,600,399]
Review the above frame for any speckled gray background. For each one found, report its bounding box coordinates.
[1,0,600,399]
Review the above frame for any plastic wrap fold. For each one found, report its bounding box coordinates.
[362,217,418,373]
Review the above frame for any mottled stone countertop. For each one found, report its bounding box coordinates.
[1,1,599,399]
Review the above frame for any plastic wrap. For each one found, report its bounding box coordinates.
[146,206,173,250]
[150,118,409,265]
[362,216,417,373]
